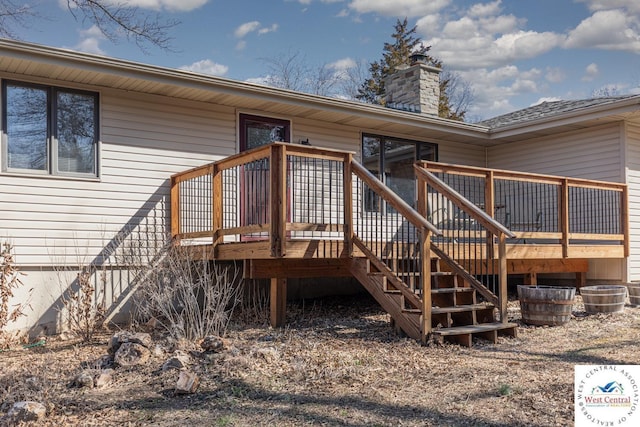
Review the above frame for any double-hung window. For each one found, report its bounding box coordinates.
[362,133,437,212]
[2,80,99,177]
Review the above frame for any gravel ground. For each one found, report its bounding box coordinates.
[1,293,639,426]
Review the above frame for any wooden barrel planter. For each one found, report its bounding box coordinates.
[626,284,640,306]
[517,285,576,326]
[580,285,627,313]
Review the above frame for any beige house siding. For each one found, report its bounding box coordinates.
[438,140,486,167]
[625,122,640,281]
[487,123,623,182]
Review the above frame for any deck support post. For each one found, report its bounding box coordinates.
[576,272,587,288]
[417,176,432,342]
[498,232,508,323]
[270,277,287,328]
[270,144,287,258]
[523,272,537,286]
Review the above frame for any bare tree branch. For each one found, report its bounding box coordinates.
[0,1,178,52]
[0,1,36,39]
[66,1,178,53]
[441,69,475,121]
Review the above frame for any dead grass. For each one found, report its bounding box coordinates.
[1,294,639,426]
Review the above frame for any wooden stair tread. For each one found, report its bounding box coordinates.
[432,303,493,314]
[431,271,454,276]
[433,322,518,336]
[431,288,473,294]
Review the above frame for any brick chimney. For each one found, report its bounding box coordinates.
[384,53,441,115]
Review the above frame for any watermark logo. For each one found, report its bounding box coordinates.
[575,365,640,426]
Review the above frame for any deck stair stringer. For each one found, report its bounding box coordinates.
[348,257,423,341]
[349,236,517,347]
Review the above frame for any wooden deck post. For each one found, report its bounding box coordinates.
[498,232,508,323]
[485,170,496,259]
[420,228,432,342]
[170,176,180,239]
[270,144,287,258]
[622,185,630,258]
[560,179,569,258]
[212,164,222,250]
[343,153,354,256]
[270,277,287,327]
[417,177,432,342]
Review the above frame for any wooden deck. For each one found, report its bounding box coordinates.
[170,143,628,345]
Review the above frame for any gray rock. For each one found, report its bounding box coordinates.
[162,351,191,371]
[108,331,152,354]
[114,342,151,367]
[94,369,114,388]
[6,401,46,422]
[200,335,224,352]
[73,372,95,389]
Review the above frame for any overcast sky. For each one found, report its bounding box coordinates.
[16,0,640,121]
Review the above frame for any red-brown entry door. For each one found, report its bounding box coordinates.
[238,114,290,241]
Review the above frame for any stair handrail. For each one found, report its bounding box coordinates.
[351,161,441,236]
[414,163,513,323]
[414,166,515,239]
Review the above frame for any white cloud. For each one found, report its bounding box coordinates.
[73,25,106,55]
[179,59,229,76]
[468,0,502,18]
[417,2,561,70]
[457,65,547,117]
[532,97,561,106]
[328,57,357,70]
[74,38,105,55]
[545,67,566,84]
[577,0,640,14]
[234,21,261,38]
[428,30,561,69]
[348,0,451,17]
[234,21,279,48]
[258,24,279,35]
[564,9,640,52]
[245,76,270,85]
[582,63,599,81]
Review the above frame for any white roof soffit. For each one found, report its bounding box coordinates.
[0,39,490,141]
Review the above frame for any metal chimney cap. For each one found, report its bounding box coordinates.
[409,53,429,64]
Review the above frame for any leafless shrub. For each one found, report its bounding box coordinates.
[132,245,242,341]
[56,266,106,342]
[0,241,31,347]
[49,236,107,342]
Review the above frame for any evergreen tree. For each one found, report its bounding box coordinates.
[357,18,467,121]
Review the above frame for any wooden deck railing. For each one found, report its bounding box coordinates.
[418,162,629,259]
[171,143,355,257]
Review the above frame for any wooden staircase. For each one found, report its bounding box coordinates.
[349,254,518,347]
